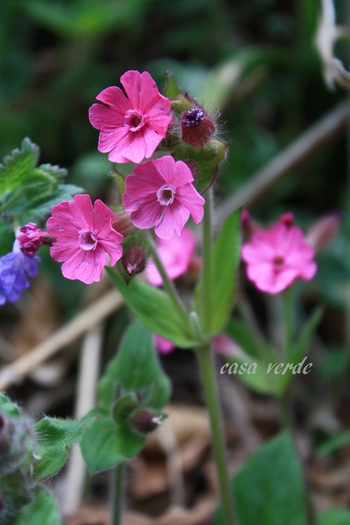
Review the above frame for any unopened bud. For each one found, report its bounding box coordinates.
[122,245,146,276]
[306,211,342,253]
[18,222,55,256]
[112,212,134,238]
[130,410,163,434]
[0,495,6,517]
[181,107,216,147]
[279,212,294,227]
[241,209,261,240]
[184,160,199,183]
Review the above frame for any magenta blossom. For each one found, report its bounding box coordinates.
[241,216,317,295]
[89,70,172,164]
[47,194,123,284]
[146,227,197,286]
[123,156,205,239]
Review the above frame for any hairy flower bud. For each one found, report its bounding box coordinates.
[306,211,342,253]
[18,222,55,257]
[130,410,164,434]
[181,107,216,147]
[122,245,147,276]
[112,211,135,238]
[279,212,294,227]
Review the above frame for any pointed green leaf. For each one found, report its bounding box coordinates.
[318,508,350,525]
[107,269,196,348]
[214,432,308,525]
[12,488,65,525]
[194,209,241,336]
[0,138,39,195]
[98,320,171,410]
[164,71,183,98]
[0,393,20,418]
[316,430,350,457]
[222,351,281,395]
[278,307,323,392]
[80,412,145,474]
[33,417,94,479]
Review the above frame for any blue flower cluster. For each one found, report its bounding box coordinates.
[0,241,40,305]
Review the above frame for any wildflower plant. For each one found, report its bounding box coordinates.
[0,67,341,525]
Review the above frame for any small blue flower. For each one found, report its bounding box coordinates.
[0,241,40,305]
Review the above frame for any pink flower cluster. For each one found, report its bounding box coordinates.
[47,70,205,284]
[241,214,317,295]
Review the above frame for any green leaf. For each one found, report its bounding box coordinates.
[0,393,20,418]
[80,411,145,474]
[278,307,323,392]
[194,209,241,336]
[107,269,196,348]
[12,488,65,525]
[112,392,139,424]
[316,430,350,457]
[98,320,171,410]
[222,351,281,396]
[164,71,183,98]
[19,184,84,224]
[0,218,14,256]
[318,508,350,525]
[214,432,308,525]
[0,137,79,225]
[33,417,93,479]
[0,138,39,195]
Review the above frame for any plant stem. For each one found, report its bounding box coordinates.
[148,233,189,327]
[110,462,124,525]
[197,344,236,525]
[283,286,294,359]
[202,188,213,332]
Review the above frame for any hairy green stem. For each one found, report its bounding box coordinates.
[202,189,213,332]
[110,462,124,525]
[283,286,294,359]
[197,344,236,525]
[148,233,189,327]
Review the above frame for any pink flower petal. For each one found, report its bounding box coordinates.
[98,127,130,154]
[128,197,162,229]
[146,228,197,286]
[95,86,131,114]
[89,103,125,131]
[120,70,141,110]
[144,108,172,137]
[155,204,190,239]
[175,184,205,224]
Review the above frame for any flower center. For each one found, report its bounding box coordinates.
[125,109,144,131]
[183,107,204,127]
[273,253,284,266]
[79,229,98,251]
[157,185,175,206]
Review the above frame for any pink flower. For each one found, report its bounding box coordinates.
[123,156,205,239]
[241,216,317,295]
[47,194,123,284]
[89,70,172,164]
[154,332,240,357]
[146,227,197,286]
[155,334,176,355]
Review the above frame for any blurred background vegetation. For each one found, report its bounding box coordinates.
[1,0,350,400]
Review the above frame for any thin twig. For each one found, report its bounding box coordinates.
[61,324,104,515]
[0,290,123,390]
[214,100,350,231]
